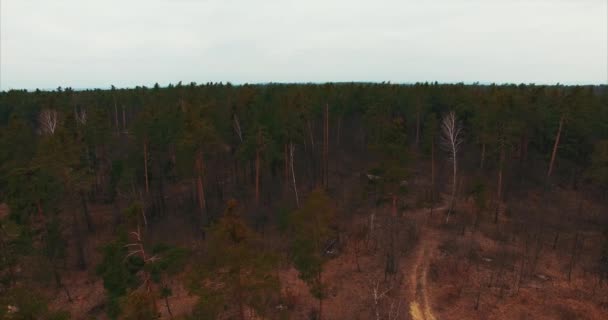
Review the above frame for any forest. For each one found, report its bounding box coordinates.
[1,82,608,319]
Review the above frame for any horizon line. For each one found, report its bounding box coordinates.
[2,80,607,93]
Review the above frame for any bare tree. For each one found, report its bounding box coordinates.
[440,111,463,223]
[233,114,243,143]
[547,114,564,178]
[39,109,59,135]
[290,142,299,208]
[74,106,87,126]
[367,276,402,320]
[125,225,159,313]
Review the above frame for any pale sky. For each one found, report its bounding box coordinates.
[0,0,606,90]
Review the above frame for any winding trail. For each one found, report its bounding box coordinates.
[408,205,447,320]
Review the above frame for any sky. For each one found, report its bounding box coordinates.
[0,0,606,90]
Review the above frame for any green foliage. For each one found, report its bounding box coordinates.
[0,286,70,320]
[1,82,608,320]
[43,216,66,262]
[189,199,279,319]
[147,244,189,283]
[364,104,408,161]
[96,237,143,319]
[468,178,488,210]
[589,140,608,187]
[421,113,439,155]
[3,167,63,223]
[290,189,335,300]
[0,115,36,180]
[176,104,222,176]
[120,291,157,320]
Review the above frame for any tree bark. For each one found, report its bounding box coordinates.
[547,115,564,178]
[80,190,94,232]
[113,98,119,133]
[164,295,173,319]
[415,110,420,148]
[318,270,323,320]
[290,143,299,208]
[284,143,289,188]
[255,140,260,206]
[195,150,206,217]
[54,267,72,302]
[336,115,342,146]
[480,143,486,170]
[447,150,457,223]
[495,143,504,223]
[122,105,127,131]
[72,210,87,270]
[324,103,329,188]
[430,140,435,219]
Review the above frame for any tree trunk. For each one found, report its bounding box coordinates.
[113,99,119,133]
[157,160,167,215]
[72,211,87,270]
[447,151,457,223]
[318,270,323,320]
[255,144,260,206]
[324,103,329,188]
[112,200,121,226]
[144,139,149,194]
[54,267,72,302]
[430,140,435,219]
[237,271,245,320]
[80,190,94,232]
[164,295,173,319]
[547,115,564,178]
[495,143,504,223]
[284,143,289,188]
[415,110,420,148]
[568,233,579,282]
[307,119,315,149]
[290,143,299,208]
[480,143,486,170]
[122,105,127,131]
[336,115,342,146]
[195,151,206,217]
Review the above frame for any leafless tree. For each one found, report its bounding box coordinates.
[290,142,299,208]
[440,111,463,223]
[74,106,87,126]
[233,114,243,143]
[547,114,564,178]
[39,109,59,135]
[367,277,402,320]
[125,225,159,312]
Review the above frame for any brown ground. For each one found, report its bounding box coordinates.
[33,188,608,319]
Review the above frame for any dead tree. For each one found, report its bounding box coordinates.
[233,114,243,143]
[547,115,564,178]
[125,225,159,313]
[74,107,87,126]
[39,109,59,135]
[290,142,299,208]
[440,111,463,223]
[368,277,401,320]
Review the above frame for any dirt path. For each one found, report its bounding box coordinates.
[408,205,447,320]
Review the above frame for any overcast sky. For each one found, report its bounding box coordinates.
[1,0,606,90]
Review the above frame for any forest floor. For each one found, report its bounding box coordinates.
[33,187,608,320]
